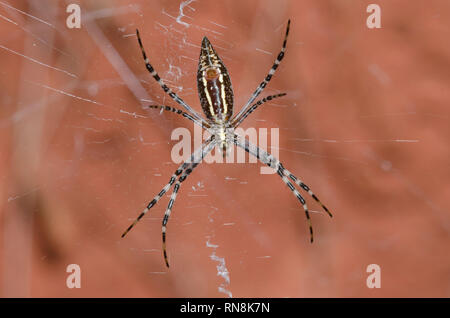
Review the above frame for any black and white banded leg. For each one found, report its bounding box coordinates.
[121,136,215,238]
[136,29,207,124]
[231,93,286,127]
[278,163,333,218]
[231,20,290,125]
[161,140,217,267]
[233,134,332,243]
[145,105,211,129]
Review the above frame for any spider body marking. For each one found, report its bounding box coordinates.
[198,37,234,123]
[122,20,333,268]
[197,36,235,156]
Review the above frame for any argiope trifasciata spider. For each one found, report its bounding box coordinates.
[122,20,333,267]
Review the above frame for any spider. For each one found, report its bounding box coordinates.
[122,20,333,268]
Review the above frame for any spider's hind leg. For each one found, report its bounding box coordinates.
[136,29,205,123]
[145,105,211,129]
[231,20,291,125]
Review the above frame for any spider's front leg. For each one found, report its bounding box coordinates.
[233,134,332,243]
[161,139,217,268]
[121,136,215,238]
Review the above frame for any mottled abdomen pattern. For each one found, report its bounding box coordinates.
[197,37,234,123]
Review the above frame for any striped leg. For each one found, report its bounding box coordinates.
[146,105,211,129]
[161,141,216,267]
[275,165,314,242]
[233,134,332,217]
[121,166,182,238]
[233,134,332,242]
[121,136,215,238]
[231,20,290,125]
[162,163,199,268]
[279,163,333,218]
[231,93,286,127]
[136,29,206,124]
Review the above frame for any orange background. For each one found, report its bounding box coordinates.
[0,0,449,297]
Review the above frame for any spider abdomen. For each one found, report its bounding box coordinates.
[197,37,234,123]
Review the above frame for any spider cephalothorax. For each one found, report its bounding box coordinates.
[122,20,333,268]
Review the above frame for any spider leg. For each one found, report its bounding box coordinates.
[233,134,332,217]
[121,136,215,238]
[231,93,286,127]
[279,163,333,218]
[275,166,314,242]
[162,163,198,268]
[145,105,211,129]
[231,20,290,125]
[233,134,332,243]
[136,29,206,124]
[161,140,217,268]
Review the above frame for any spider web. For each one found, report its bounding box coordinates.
[1,0,449,298]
